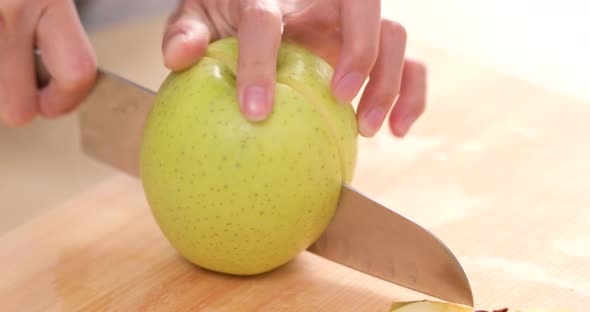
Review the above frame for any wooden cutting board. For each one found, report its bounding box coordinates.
[1,16,589,311]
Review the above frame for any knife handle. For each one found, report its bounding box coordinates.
[34,49,51,88]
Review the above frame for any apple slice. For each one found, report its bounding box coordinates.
[515,310,574,312]
[390,300,474,312]
[389,300,573,312]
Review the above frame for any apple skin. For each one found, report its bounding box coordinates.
[139,37,358,275]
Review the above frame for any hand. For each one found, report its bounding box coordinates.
[162,0,426,137]
[0,0,97,126]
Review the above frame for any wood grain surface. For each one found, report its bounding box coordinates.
[1,16,589,311]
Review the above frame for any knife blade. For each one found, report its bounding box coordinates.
[35,55,474,307]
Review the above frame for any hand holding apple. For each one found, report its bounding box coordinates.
[162,0,426,138]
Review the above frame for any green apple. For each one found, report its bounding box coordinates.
[139,37,358,275]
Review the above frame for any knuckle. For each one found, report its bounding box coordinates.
[374,90,398,107]
[405,59,427,84]
[167,0,194,25]
[239,57,263,69]
[1,116,22,127]
[410,93,427,116]
[414,99,426,116]
[43,0,70,8]
[404,58,428,116]
[238,49,277,77]
[0,12,4,33]
[241,1,281,21]
[382,20,407,42]
[347,44,378,70]
[0,105,36,127]
[237,59,277,88]
[237,63,276,85]
[166,8,182,26]
[57,54,97,93]
[410,59,427,76]
[202,0,220,10]
[2,0,24,17]
[0,85,37,127]
[0,0,24,32]
[2,116,28,127]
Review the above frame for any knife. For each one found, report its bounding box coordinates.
[35,54,474,307]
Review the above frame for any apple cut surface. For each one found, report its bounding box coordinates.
[140,38,358,275]
[390,300,474,312]
[514,310,574,312]
[389,300,574,312]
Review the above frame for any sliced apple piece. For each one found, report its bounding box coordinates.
[515,310,574,312]
[390,300,474,312]
[389,300,573,312]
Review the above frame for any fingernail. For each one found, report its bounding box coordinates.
[163,33,186,66]
[242,86,269,121]
[333,72,364,102]
[360,106,385,137]
[164,31,201,70]
[164,33,185,55]
[394,114,417,137]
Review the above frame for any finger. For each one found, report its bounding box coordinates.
[331,0,381,102]
[162,1,212,71]
[36,0,97,118]
[0,5,38,126]
[388,59,427,137]
[356,20,407,137]
[236,0,282,122]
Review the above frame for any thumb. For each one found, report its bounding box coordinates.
[162,2,213,71]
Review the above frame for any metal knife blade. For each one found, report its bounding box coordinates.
[308,184,474,306]
[35,57,474,307]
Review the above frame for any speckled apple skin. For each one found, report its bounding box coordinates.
[140,37,358,275]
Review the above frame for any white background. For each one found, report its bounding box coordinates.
[385,0,590,102]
